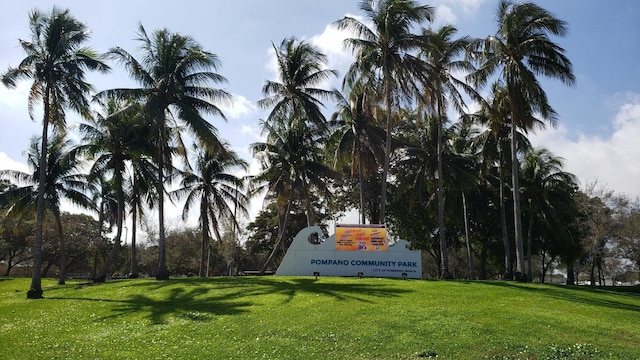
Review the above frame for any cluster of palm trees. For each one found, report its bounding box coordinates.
[1,8,248,298]
[1,0,581,298]
[249,0,576,281]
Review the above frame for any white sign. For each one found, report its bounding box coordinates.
[275,226,422,279]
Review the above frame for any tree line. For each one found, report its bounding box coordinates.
[1,1,639,299]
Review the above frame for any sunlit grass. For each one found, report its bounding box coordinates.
[1,277,639,359]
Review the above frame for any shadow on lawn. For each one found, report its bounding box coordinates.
[46,276,412,325]
[482,281,640,313]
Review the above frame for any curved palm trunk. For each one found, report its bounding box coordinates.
[260,199,292,275]
[527,201,534,282]
[510,123,526,281]
[27,89,51,299]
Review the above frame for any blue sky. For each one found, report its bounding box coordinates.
[1,0,639,218]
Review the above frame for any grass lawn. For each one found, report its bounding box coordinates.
[0,276,639,359]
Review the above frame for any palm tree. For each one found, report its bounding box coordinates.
[418,24,478,279]
[125,155,158,278]
[1,7,109,298]
[77,97,153,282]
[520,148,577,280]
[98,24,231,280]
[335,0,433,224]
[0,135,94,285]
[329,86,386,224]
[172,143,249,277]
[258,37,338,129]
[251,119,336,274]
[468,0,575,281]
[466,82,534,279]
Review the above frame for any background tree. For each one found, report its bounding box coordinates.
[99,24,230,279]
[0,136,94,284]
[1,7,109,298]
[172,144,248,277]
[335,0,433,223]
[468,0,575,281]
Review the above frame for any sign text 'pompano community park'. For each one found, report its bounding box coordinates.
[275,225,422,278]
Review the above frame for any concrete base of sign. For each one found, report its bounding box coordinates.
[275,226,422,279]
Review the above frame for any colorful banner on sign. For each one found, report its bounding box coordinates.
[335,224,387,251]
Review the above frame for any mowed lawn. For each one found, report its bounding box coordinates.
[0,276,639,359]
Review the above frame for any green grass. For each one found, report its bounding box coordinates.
[1,277,639,359]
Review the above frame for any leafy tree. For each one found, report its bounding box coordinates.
[251,120,335,274]
[99,24,231,280]
[328,86,386,224]
[520,148,578,281]
[172,144,248,277]
[1,7,109,298]
[335,0,433,223]
[468,0,575,281]
[258,37,338,129]
[78,97,154,282]
[418,24,478,279]
[0,136,94,284]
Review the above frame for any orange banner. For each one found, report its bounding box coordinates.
[335,224,387,251]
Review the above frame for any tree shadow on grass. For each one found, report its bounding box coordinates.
[48,283,253,325]
[481,281,640,313]
[47,276,413,324]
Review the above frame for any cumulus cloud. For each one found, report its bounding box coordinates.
[0,152,28,173]
[530,93,640,198]
[221,94,258,120]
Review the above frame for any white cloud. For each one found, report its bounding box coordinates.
[440,0,487,17]
[221,94,258,120]
[435,5,458,25]
[0,152,28,172]
[530,93,640,199]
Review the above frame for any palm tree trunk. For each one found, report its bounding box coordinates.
[358,157,366,224]
[95,169,126,283]
[129,211,138,278]
[526,201,534,282]
[498,149,512,280]
[510,123,526,281]
[436,111,451,279]
[27,89,51,299]
[462,191,474,280]
[199,201,209,277]
[55,213,66,285]
[156,128,169,280]
[260,199,292,275]
[379,68,393,225]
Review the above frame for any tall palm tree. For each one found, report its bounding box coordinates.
[258,37,339,129]
[418,24,478,279]
[0,135,94,285]
[329,85,386,224]
[98,24,230,280]
[1,7,109,298]
[466,82,534,279]
[172,143,249,277]
[77,97,153,282]
[251,119,336,274]
[468,0,575,281]
[335,0,433,224]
